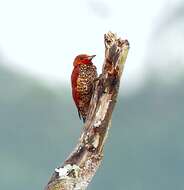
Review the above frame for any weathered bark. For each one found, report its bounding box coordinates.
[45,32,129,190]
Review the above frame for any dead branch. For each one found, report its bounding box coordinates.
[44,32,129,190]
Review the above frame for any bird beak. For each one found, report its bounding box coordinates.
[87,55,96,60]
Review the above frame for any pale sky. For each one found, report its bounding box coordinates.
[0,0,168,92]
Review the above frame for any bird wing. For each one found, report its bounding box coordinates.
[71,66,82,120]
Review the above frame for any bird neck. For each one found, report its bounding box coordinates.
[74,62,92,67]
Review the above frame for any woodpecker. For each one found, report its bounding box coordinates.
[71,54,97,122]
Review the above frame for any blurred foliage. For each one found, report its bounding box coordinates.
[1,2,184,189]
[0,63,184,190]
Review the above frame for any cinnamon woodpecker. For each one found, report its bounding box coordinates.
[71,54,97,122]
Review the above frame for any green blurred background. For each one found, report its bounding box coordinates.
[0,0,184,190]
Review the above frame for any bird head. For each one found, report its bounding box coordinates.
[73,54,96,66]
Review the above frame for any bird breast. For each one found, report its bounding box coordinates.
[77,64,97,96]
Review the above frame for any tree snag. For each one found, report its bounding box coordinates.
[45,31,129,190]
